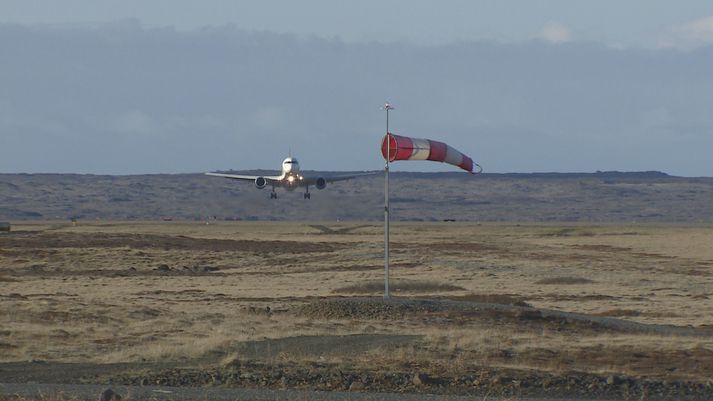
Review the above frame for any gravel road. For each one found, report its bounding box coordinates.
[0,383,615,401]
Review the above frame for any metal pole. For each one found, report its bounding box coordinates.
[384,103,392,299]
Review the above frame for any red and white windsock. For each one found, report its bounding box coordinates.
[381,133,481,174]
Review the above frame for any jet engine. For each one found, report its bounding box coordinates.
[315,177,327,190]
[254,177,267,189]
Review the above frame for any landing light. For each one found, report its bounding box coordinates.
[287,176,295,183]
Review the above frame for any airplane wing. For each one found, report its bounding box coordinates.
[205,173,283,181]
[303,172,378,185]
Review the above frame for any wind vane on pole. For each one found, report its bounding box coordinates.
[379,102,481,299]
[382,102,394,299]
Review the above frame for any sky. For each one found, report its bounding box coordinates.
[2,1,713,175]
[4,0,713,48]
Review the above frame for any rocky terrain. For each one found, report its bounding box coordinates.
[2,171,713,222]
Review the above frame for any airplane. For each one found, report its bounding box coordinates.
[206,157,376,199]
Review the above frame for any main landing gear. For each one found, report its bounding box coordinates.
[304,186,311,200]
[270,187,277,199]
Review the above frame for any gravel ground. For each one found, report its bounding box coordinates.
[299,298,713,336]
[0,382,615,401]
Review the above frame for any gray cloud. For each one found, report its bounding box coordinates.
[660,15,713,50]
[1,22,713,175]
[537,22,572,44]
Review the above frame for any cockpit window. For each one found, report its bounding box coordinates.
[285,159,298,164]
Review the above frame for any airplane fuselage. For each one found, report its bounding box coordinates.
[279,157,303,191]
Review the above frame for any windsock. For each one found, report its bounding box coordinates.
[381,133,481,174]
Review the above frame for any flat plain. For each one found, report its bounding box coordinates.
[2,221,713,400]
[3,171,713,222]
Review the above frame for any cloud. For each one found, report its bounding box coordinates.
[113,110,159,137]
[660,15,713,50]
[2,22,713,175]
[537,22,572,44]
[251,107,287,130]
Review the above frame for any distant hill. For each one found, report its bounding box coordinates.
[1,171,713,222]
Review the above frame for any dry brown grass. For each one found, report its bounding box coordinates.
[2,221,713,382]
[534,276,595,285]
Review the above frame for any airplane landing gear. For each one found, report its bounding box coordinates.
[304,186,311,199]
[270,187,277,199]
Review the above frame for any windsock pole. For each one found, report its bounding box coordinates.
[383,102,393,299]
